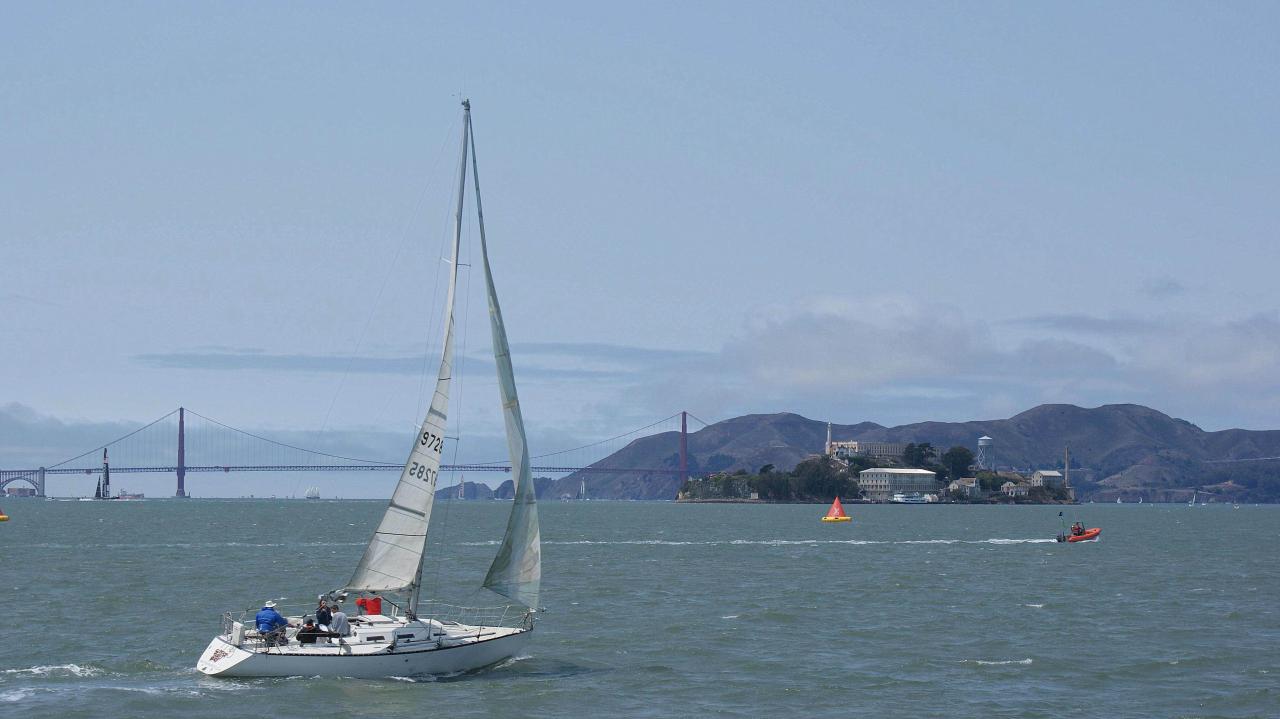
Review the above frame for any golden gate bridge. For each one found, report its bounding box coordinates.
[0,407,708,497]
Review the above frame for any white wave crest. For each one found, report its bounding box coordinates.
[966,658,1034,666]
[1,688,38,703]
[1,664,103,678]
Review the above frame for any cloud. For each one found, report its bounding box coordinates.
[650,298,1280,430]
[1136,312,1280,391]
[0,403,144,470]
[135,351,422,374]
[512,342,711,365]
[125,299,1280,443]
[133,348,642,382]
[1007,314,1159,336]
[1140,277,1190,298]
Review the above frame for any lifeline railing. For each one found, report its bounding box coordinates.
[414,602,532,630]
[219,602,533,643]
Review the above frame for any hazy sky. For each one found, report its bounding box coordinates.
[3,3,1279,494]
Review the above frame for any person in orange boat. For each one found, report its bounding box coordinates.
[1071,522,1085,536]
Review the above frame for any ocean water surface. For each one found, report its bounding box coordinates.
[0,499,1276,718]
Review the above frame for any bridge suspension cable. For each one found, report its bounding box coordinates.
[474,412,685,465]
[685,412,712,428]
[183,409,391,466]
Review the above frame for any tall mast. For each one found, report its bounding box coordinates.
[408,99,471,613]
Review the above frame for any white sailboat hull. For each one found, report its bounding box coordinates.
[198,626,531,679]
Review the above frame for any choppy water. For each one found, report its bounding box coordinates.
[0,499,1276,718]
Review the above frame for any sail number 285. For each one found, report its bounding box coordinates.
[409,462,437,485]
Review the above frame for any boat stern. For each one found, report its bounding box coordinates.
[196,635,255,676]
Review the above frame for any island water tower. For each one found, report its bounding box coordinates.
[977,436,994,471]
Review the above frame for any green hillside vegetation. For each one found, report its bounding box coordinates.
[679,456,861,502]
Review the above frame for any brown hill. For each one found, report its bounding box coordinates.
[551,404,1280,501]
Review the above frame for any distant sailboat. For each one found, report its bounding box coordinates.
[93,449,117,500]
[197,100,540,679]
[304,487,321,500]
[821,497,852,523]
[1188,490,1197,507]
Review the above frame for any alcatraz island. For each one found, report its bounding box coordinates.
[560,404,1280,504]
[408,404,1280,504]
[676,431,1074,505]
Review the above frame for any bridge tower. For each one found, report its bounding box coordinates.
[176,407,188,498]
[37,467,46,498]
[679,411,688,486]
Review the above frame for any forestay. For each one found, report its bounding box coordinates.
[345,118,469,596]
[469,116,542,610]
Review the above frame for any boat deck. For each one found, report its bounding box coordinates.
[226,609,530,658]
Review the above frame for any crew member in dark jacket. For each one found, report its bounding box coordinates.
[315,598,333,630]
[296,617,340,645]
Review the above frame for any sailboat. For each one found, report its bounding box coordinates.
[197,101,541,679]
[821,497,852,523]
[1188,490,1197,507]
[94,449,116,500]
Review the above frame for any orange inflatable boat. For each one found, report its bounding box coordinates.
[1057,527,1101,542]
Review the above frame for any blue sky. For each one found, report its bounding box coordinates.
[3,3,1279,495]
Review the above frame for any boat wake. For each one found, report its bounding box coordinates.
[0,664,103,678]
[461,538,1057,547]
[963,658,1034,666]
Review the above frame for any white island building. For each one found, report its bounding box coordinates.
[857,468,938,502]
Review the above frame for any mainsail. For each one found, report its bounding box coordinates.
[470,113,542,609]
[345,114,469,596]
[101,449,111,499]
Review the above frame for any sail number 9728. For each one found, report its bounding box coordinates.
[408,462,437,485]
[419,431,444,453]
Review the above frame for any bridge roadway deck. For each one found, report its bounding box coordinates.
[0,464,677,479]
